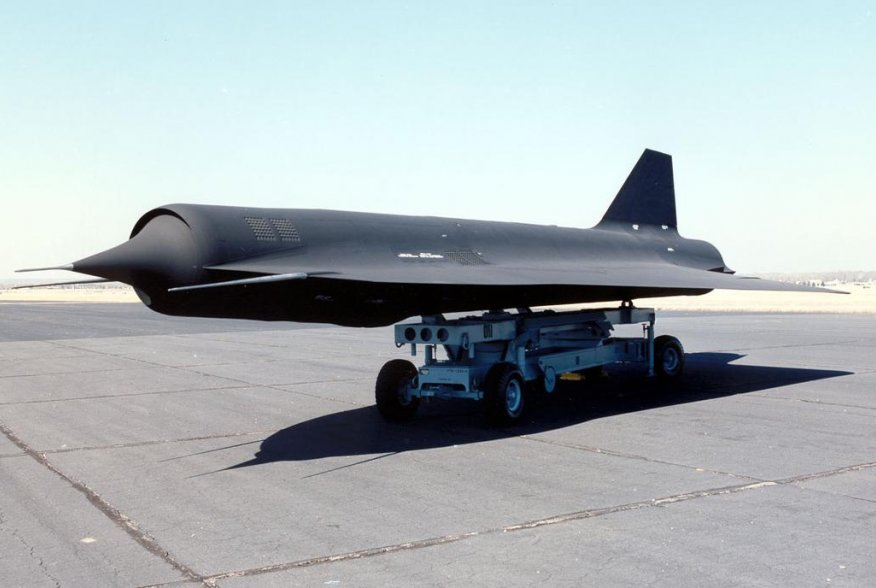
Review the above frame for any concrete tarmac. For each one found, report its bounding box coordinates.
[1,304,874,587]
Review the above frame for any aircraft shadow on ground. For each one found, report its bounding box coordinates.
[227,352,852,471]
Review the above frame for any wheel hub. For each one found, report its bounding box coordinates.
[505,379,523,415]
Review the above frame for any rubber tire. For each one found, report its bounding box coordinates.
[375,359,420,421]
[654,335,685,379]
[483,363,526,425]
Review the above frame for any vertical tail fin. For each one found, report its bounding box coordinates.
[597,149,677,229]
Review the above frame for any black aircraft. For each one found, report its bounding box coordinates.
[19,148,841,423]
[18,149,833,327]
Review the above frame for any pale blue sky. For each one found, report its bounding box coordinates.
[2,1,874,279]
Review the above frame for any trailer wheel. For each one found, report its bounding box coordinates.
[376,359,420,421]
[484,363,526,425]
[654,335,684,379]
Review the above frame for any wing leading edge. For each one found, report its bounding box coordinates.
[201,260,840,293]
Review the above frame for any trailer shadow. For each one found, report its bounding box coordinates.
[226,352,852,471]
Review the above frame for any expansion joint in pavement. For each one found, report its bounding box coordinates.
[195,480,780,583]
[0,419,210,587]
[520,434,762,482]
[198,459,876,583]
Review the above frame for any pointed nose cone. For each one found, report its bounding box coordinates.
[72,213,201,288]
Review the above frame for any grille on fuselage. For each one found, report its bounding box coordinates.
[443,250,487,265]
[270,218,301,242]
[244,216,302,243]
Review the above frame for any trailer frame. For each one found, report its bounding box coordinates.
[376,304,684,424]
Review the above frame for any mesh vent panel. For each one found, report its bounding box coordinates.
[270,218,301,242]
[244,217,276,241]
[244,216,302,243]
[443,250,488,265]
